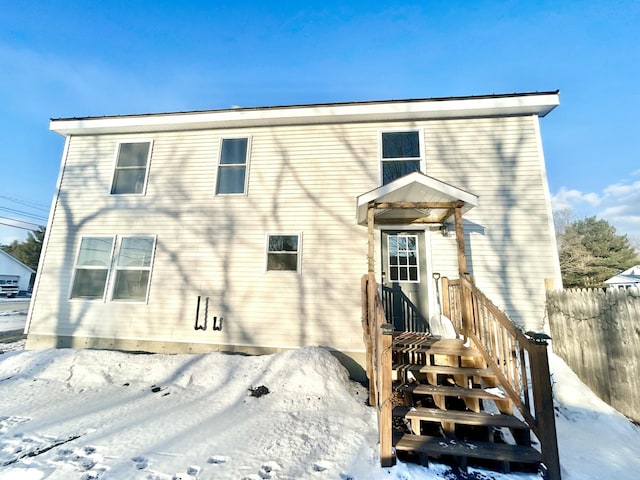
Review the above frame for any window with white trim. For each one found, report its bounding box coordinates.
[112,236,156,301]
[216,137,250,195]
[266,234,301,272]
[70,237,115,299]
[380,130,423,185]
[111,141,152,194]
[387,234,419,282]
[70,235,156,302]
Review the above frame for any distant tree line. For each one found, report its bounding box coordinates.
[555,211,639,288]
[1,226,45,271]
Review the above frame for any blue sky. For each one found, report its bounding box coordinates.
[1,0,639,246]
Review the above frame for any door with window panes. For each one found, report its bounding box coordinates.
[381,231,429,332]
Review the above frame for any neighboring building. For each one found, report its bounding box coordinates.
[605,265,640,289]
[0,249,35,295]
[25,92,561,371]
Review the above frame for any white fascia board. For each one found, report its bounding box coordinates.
[356,172,478,224]
[49,93,560,136]
[357,172,479,207]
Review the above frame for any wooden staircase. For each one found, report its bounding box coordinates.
[361,273,561,479]
[391,333,542,474]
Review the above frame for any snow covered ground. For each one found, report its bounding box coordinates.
[1,313,640,479]
[0,299,28,333]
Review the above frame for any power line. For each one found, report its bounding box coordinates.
[0,195,49,212]
[0,216,45,230]
[0,196,49,237]
[0,221,42,232]
[0,206,48,222]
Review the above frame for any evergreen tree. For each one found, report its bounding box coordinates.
[1,226,45,271]
[558,216,638,288]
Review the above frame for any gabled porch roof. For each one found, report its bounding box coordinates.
[356,172,479,226]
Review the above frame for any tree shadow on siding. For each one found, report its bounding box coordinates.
[429,116,555,331]
[41,137,190,349]
[32,113,560,378]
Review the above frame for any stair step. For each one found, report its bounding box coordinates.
[394,345,484,358]
[394,406,530,430]
[400,384,508,402]
[394,363,495,378]
[392,331,435,341]
[395,434,542,464]
[393,338,484,358]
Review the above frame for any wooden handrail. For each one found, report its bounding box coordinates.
[362,272,560,478]
[361,273,395,467]
[444,276,561,480]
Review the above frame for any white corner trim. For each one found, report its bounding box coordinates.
[532,115,563,288]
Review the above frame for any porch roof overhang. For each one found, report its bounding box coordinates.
[356,172,479,226]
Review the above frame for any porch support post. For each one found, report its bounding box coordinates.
[454,202,467,275]
[454,202,473,340]
[367,203,375,273]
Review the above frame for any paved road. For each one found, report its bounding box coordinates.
[0,300,30,314]
[0,329,25,342]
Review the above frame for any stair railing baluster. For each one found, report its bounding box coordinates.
[442,276,561,480]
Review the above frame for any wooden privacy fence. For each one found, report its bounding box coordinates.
[547,287,640,423]
[443,276,561,480]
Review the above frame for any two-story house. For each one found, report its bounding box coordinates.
[25,91,561,375]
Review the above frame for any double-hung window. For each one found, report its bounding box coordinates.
[70,237,115,299]
[111,141,153,195]
[216,137,250,195]
[112,236,156,301]
[266,234,301,272]
[380,130,424,185]
[70,235,156,302]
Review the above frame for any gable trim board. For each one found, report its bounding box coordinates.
[27,92,561,376]
[356,172,479,226]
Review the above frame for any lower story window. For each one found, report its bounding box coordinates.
[266,234,301,272]
[70,237,115,299]
[70,235,156,302]
[112,236,155,301]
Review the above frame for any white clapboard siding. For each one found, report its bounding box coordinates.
[425,115,556,329]
[29,110,558,355]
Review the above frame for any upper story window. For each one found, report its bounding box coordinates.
[216,137,250,195]
[380,130,424,185]
[266,234,301,272]
[111,141,152,195]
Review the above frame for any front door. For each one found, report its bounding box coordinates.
[381,230,430,332]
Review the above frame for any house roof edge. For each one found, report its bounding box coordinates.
[50,90,560,135]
